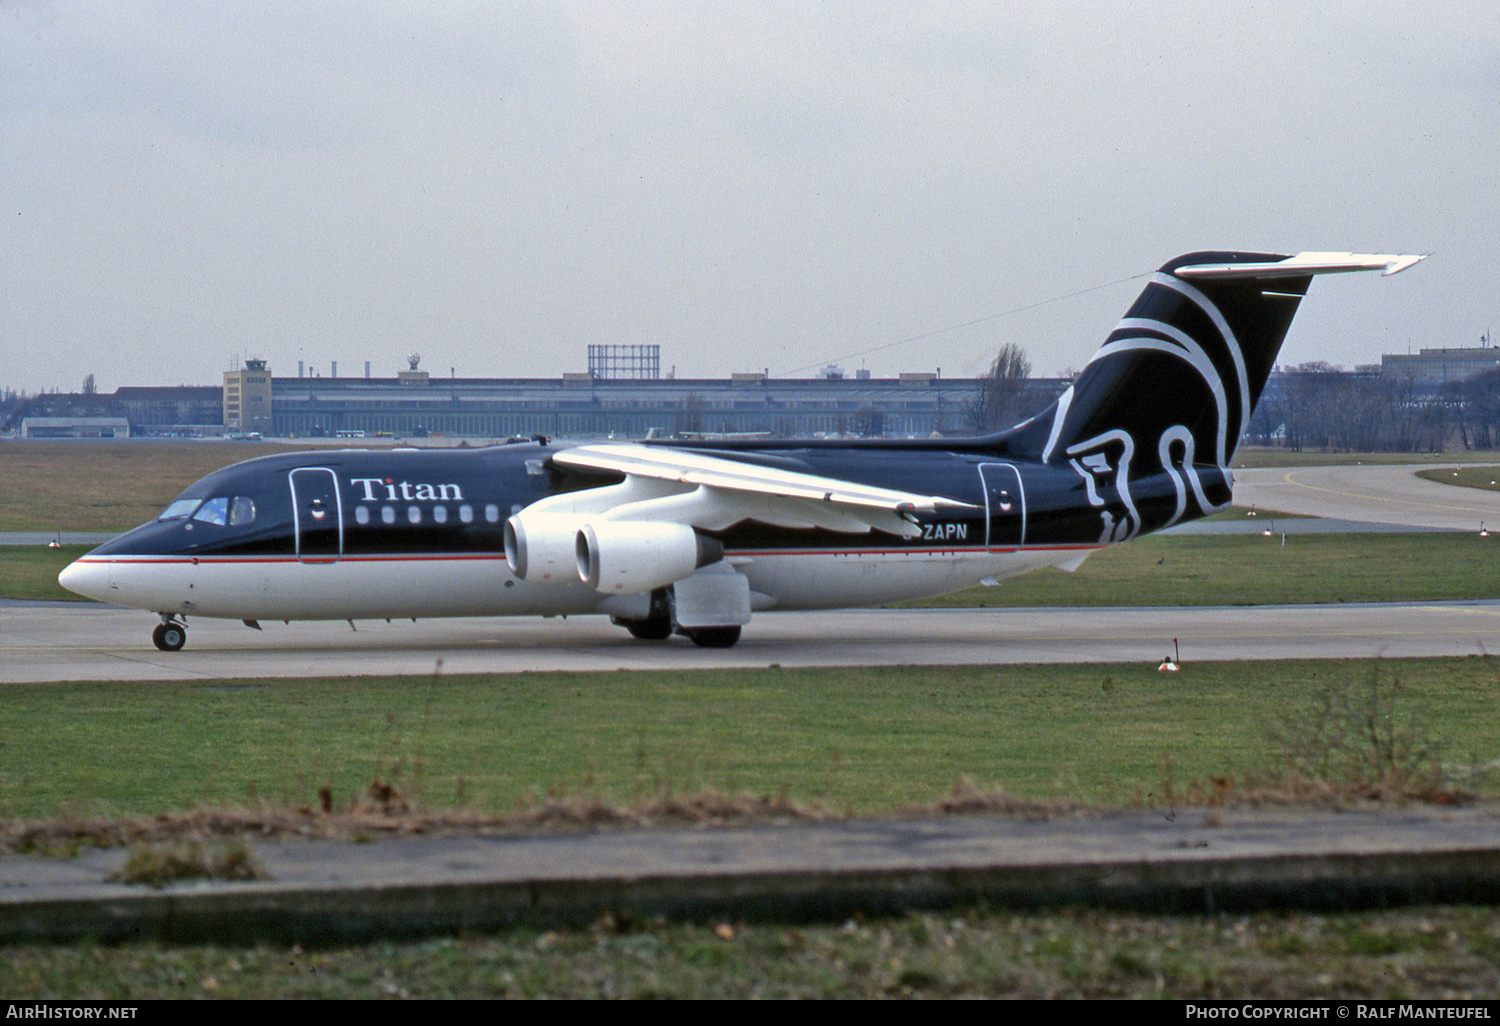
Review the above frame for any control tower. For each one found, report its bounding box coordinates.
[223,358,272,434]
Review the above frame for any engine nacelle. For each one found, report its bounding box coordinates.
[504,512,591,583]
[576,521,724,593]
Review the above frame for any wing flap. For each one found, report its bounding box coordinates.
[550,442,976,538]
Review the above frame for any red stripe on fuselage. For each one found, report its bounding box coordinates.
[74,544,1102,566]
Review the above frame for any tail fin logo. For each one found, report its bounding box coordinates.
[1065,430,1139,543]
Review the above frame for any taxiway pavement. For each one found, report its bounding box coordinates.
[1236,463,1500,532]
[7,598,1500,683]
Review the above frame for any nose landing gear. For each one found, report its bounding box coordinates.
[151,617,187,652]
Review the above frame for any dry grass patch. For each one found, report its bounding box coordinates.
[1,785,834,856]
[109,838,266,888]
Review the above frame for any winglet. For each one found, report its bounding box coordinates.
[1172,252,1428,281]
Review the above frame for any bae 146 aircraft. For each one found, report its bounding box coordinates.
[59,250,1424,650]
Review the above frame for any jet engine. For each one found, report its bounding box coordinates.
[576,521,724,593]
[504,512,591,583]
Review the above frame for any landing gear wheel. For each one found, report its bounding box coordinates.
[152,622,187,652]
[612,587,674,641]
[621,619,673,641]
[684,625,741,648]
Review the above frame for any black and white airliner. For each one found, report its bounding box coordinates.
[59,251,1424,650]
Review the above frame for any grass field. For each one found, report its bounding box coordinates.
[1417,466,1500,494]
[2,658,1494,822]
[0,439,314,532]
[5,904,1499,998]
[0,545,89,600]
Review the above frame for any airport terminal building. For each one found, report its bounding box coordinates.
[265,365,1052,440]
[5,349,1069,441]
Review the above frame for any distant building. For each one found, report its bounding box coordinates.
[115,386,223,432]
[587,344,660,381]
[223,359,273,434]
[2,387,220,437]
[267,371,1067,439]
[19,416,130,438]
[1381,346,1500,384]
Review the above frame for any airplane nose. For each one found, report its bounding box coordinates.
[57,558,110,602]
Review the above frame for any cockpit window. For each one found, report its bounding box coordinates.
[158,499,202,521]
[229,496,256,526]
[192,497,230,526]
[186,496,256,527]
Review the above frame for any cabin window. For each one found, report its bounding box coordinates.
[459,504,474,524]
[484,504,500,523]
[381,505,396,525]
[433,505,448,524]
[354,505,370,525]
[407,506,422,525]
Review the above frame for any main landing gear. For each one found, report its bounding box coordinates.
[621,618,673,640]
[152,617,187,652]
[615,619,742,647]
[680,625,741,648]
[611,587,676,642]
[611,589,744,648]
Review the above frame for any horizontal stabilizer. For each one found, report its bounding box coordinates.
[1172,252,1427,281]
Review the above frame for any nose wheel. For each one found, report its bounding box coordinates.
[152,619,187,652]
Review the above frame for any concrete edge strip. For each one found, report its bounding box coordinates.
[4,849,1499,945]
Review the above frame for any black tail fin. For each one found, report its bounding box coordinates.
[997,251,1424,541]
[1006,251,1425,469]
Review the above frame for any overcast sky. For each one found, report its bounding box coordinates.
[4,1,1495,394]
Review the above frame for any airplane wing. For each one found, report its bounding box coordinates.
[555,442,972,512]
[549,441,978,537]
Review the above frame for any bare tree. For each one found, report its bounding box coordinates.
[969,343,1032,433]
[81,373,96,395]
[1276,362,1447,453]
[1279,362,1342,451]
[673,392,705,435]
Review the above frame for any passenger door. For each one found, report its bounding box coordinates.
[978,462,1025,549]
[289,467,343,563]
